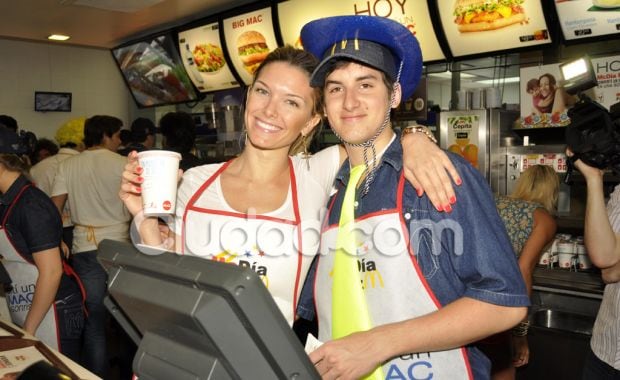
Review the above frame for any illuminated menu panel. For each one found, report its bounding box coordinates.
[178,22,239,92]
[112,34,199,108]
[277,0,446,62]
[436,0,551,58]
[555,0,620,41]
[222,7,278,86]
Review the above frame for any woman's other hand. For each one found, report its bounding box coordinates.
[511,335,530,367]
[402,131,461,212]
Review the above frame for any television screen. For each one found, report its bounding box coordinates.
[34,91,71,112]
[97,239,319,379]
[555,0,620,42]
[277,0,446,62]
[222,7,279,86]
[436,0,552,58]
[112,34,200,108]
[178,21,240,92]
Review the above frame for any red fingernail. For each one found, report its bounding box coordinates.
[135,186,141,193]
[136,176,144,183]
[450,196,456,204]
[455,178,462,186]
[444,204,452,213]
[416,189,423,197]
[436,204,443,212]
[136,166,143,174]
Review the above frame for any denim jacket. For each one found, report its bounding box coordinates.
[297,136,529,379]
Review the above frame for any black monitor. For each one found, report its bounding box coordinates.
[97,239,319,380]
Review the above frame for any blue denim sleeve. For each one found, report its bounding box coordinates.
[296,256,317,321]
[406,154,530,308]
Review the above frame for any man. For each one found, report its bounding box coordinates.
[299,16,528,379]
[51,115,130,378]
[570,154,620,379]
[31,118,86,251]
[117,117,156,156]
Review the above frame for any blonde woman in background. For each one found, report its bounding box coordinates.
[483,164,559,379]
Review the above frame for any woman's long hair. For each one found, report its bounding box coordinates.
[0,153,31,180]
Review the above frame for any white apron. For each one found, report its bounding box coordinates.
[181,159,310,325]
[316,173,473,379]
[0,184,60,349]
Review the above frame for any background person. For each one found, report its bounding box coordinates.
[51,115,130,378]
[31,117,86,252]
[159,111,205,170]
[117,117,156,156]
[0,127,84,362]
[120,46,461,328]
[483,164,559,379]
[300,15,528,379]
[568,151,620,379]
[30,138,59,165]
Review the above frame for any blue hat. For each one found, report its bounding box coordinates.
[301,15,423,101]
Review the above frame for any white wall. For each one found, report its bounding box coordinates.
[427,80,520,110]
[0,38,132,139]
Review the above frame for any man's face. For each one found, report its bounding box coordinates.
[323,62,398,145]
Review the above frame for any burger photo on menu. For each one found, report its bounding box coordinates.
[453,0,526,32]
[237,30,269,74]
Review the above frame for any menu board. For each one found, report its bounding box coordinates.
[436,0,551,58]
[555,0,620,41]
[222,7,278,86]
[178,22,239,92]
[111,34,200,108]
[277,0,446,62]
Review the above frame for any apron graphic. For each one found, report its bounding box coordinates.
[182,159,310,325]
[0,184,60,349]
[316,173,473,379]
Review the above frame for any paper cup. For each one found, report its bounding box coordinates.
[578,254,592,270]
[137,150,181,216]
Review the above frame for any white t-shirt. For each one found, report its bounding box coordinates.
[174,145,340,323]
[591,184,620,369]
[52,149,131,253]
[31,148,80,227]
[176,145,340,248]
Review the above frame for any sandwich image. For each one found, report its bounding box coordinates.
[453,0,526,32]
[237,30,269,74]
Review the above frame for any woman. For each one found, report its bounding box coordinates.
[486,164,559,379]
[120,46,459,325]
[536,73,570,115]
[0,147,84,361]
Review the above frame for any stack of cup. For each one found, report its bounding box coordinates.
[574,238,592,270]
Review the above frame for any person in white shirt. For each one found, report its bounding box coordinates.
[119,46,460,327]
[51,115,129,378]
[31,117,86,251]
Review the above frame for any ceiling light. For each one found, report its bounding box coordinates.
[427,71,476,79]
[48,34,70,41]
[476,77,520,84]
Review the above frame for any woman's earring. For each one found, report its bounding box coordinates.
[302,135,310,170]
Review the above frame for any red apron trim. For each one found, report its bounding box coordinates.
[1,184,36,265]
[183,158,303,319]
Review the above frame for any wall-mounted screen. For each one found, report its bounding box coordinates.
[555,0,620,41]
[222,7,278,86]
[277,0,446,62]
[34,91,72,112]
[178,22,240,92]
[112,33,200,108]
[436,0,552,58]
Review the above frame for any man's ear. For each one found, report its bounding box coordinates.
[391,83,402,109]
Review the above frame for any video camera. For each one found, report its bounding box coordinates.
[559,56,620,177]
[565,97,620,173]
[0,126,37,156]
